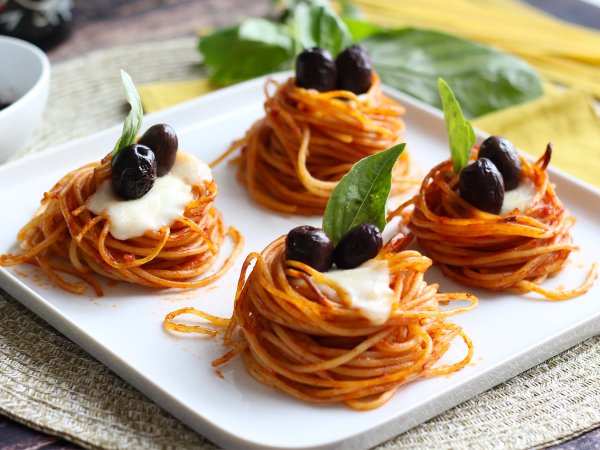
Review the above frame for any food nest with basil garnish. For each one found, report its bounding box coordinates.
[390,79,598,300]
[165,146,476,410]
[0,71,243,295]
[213,44,417,215]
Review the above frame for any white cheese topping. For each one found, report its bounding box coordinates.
[320,259,395,325]
[170,151,212,185]
[501,179,536,215]
[87,152,212,240]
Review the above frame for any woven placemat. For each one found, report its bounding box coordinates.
[1,37,599,450]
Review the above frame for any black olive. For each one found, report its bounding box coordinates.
[285,225,334,272]
[112,144,157,200]
[335,44,373,95]
[138,124,178,177]
[459,158,505,214]
[333,223,383,269]
[478,136,522,190]
[295,47,337,92]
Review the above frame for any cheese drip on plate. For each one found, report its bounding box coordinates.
[318,259,395,325]
[87,152,212,240]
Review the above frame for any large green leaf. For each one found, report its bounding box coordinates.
[198,9,543,117]
[361,28,543,118]
[322,144,405,245]
[286,2,352,56]
[343,17,385,42]
[199,19,294,84]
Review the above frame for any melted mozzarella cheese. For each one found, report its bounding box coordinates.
[87,152,212,240]
[170,151,212,185]
[501,179,536,215]
[320,259,395,325]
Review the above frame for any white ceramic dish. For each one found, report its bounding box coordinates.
[0,73,599,450]
[0,36,50,162]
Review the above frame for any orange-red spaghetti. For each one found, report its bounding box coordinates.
[213,74,417,215]
[165,235,476,410]
[0,154,244,295]
[391,147,598,300]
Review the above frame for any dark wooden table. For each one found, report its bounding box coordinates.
[1,0,599,448]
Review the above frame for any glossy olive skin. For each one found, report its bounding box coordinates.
[112,144,157,200]
[335,44,373,95]
[295,47,337,92]
[478,136,521,190]
[333,223,383,269]
[459,158,505,214]
[285,226,334,272]
[138,124,178,177]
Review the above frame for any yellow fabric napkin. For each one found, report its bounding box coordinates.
[139,78,600,189]
[473,89,600,189]
[139,79,215,113]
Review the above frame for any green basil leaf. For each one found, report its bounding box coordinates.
[286,2,352,56]
[112,70,144,156]
[343,17,385,42]
[361,28,543,118]
[438,78,475,173]
[323,144,405,245]
[199,19,294,84]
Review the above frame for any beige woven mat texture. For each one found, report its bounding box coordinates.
[1,38,599,450]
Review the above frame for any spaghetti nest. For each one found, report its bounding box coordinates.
[215,74,416,215]
[192,236,476,410]
[0,156,243,295]
[394,149,598,300]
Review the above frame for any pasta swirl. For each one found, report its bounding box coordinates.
[391,150,598,300]
[0,154,243,295]
[165,236,477,410]
[213,74,417,215]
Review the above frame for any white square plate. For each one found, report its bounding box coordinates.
[1,73,599,450]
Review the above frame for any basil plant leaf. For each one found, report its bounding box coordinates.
[438,78,475,173]
[361,28,543,118]
[112,70,144,156]
[199,19,295,84]
[286,2,352,56]
[323,144,405,246]
[343,17,385,42]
